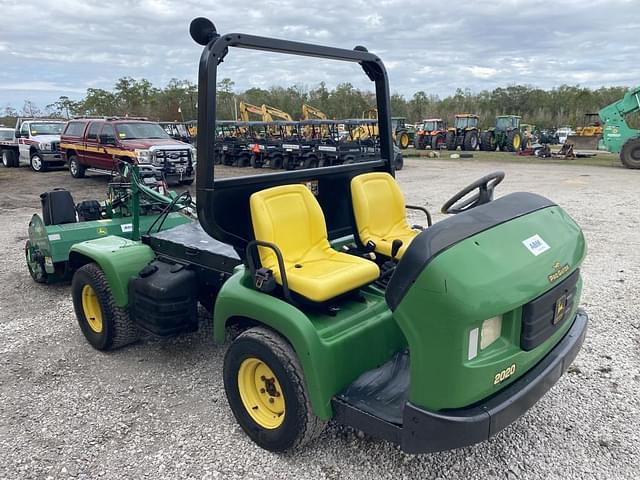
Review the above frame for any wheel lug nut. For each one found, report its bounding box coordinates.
[268,398,274,403]
[260,388,265,393]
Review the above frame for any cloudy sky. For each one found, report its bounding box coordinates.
[1,0,639,112]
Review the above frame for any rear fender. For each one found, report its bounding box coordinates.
[69,236,155,306]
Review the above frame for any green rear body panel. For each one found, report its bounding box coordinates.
[69,236,156,307]
[28,212,190,273]
[213,268,405,420]
[392,206,586,410]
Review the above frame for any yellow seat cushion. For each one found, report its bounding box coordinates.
[250,184,380,303]
[350,172,419,258]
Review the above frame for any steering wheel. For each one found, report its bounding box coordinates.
[441,171,505,214]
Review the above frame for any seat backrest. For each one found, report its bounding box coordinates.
[250,184,328,269]
[40,188,77,226]
[350,172,409,243]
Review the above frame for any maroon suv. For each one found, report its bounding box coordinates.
[60,118,195,185]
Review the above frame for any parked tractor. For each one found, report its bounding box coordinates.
[64,17,588,455]
[445,114,480,151]
[481,115,523,152]
[414,118,447,150]
[391,117,412,149]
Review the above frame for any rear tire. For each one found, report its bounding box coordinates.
[30,153,47,172]
[223,327,326,452]
[620,137,640,169]
[463,130,478,151]
[445,131,456,150]
[302,155,318,169]
[71,263,139,351]
[68,155,86,178]
[431,134,444,150]
[2,149,17,167]
[236,153,250,168]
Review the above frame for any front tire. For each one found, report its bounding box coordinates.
[223,327,326,452]
[445,131,456,150]
[68,155,86,178]
[71,263,139,351]
[30,153,47,172]
[620,138,640,169]
[398,131,410,149]
[507,131,522,152]
[463,130,478,151]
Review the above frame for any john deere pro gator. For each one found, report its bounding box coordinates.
[481,115,524,152]
[66,18,588,453]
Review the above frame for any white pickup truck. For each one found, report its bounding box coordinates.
[0,118,65,171]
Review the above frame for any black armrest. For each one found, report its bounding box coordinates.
[245,240,294,304]
[406,205,432,227]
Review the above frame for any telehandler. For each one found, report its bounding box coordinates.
[598,85,640,169]
[66,17,588,454]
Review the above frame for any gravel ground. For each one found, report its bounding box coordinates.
[0,159,638,479]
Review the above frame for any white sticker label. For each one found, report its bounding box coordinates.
[282,144,300,150]
[48,234,61,241]
[121,223,133,233]
[522,234,550,256]
[318,145,337,152]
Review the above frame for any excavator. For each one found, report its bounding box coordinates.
[599,85,640,169]
[566,113,603,150]
[302,103,327,121]
[238,101,265,122]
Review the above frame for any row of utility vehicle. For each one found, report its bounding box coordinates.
[213,119,404,170]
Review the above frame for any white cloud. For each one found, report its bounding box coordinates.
[0,0,639,108]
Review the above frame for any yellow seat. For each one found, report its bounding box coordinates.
[250,184,380,303]
[350,172,420,258]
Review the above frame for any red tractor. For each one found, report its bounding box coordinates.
[414,118,447,150]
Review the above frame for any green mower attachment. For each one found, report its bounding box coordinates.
[25,164,193,283]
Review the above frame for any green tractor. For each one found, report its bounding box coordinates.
[25,164,193,284]
[391,117,413,149]
[481,115,524,152]
[445,114,480,151]
[65,18,588,454]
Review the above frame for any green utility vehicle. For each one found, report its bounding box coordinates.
[67,18,588,454]
[481,115,523,152]
[598,85,640,168]
[25,164,193,283]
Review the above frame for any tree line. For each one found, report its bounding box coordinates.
[1,77,635,130]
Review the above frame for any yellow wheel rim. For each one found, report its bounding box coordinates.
[400,133,409,148]
[238,357,285,429]
[82,284,103,333]
[513,133,521,149]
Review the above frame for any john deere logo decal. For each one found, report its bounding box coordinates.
[97,227,108,236]
[548,261,570,283]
